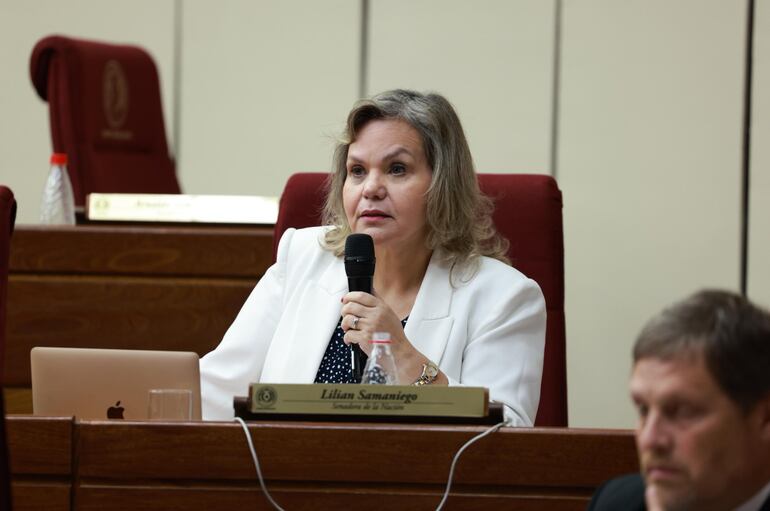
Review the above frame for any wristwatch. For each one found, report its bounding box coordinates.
[413,360,439,386]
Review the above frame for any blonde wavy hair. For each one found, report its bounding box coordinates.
[322,89,509,267]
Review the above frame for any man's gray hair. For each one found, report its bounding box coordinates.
[633,289,770,412]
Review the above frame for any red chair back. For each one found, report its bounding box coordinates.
[0,185,17,511]
[273,173,567,426]
[30,35,180,207]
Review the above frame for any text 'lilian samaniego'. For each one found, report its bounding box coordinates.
[320,388,419,404]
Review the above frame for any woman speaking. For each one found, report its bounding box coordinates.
[200,90,546,426]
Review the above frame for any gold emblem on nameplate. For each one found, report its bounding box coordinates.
[102,59,133,141]
[254,386,278,409]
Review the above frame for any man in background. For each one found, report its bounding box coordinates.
[588,290,770,511]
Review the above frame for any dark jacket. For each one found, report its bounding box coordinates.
[587,473,646,511]
[587,473,770,511]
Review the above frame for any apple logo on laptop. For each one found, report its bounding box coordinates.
[107,401,125,419]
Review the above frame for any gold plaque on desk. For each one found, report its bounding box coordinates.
[86,193,278,224]
[248,383,489,418]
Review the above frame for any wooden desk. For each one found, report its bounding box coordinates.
[4,225,274,413]
[7,416,639,510]
[5,416,72,511]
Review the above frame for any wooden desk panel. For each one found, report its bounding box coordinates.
[74,488,587,511]
[6,416,72,474]
[7,275,252,378]
[72,420,638,510]
[6,416,73,511]
[5,225,273,412]
[12,482,71,511]
[6,417,638,510]
[9,225,273,278]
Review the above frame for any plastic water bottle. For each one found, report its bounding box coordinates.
[361,332,398,385]
[40,153,76,225]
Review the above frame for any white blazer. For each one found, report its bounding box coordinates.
[200,227,546,426]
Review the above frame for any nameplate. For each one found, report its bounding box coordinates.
[85,193,278,224]
[248,383,489,418]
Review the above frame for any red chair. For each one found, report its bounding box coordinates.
[30,35,181,208]
[273,173,567,426]
[0,186,17,511]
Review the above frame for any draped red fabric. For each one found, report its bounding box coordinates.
[273,173,567,426]
[30,35,180,207]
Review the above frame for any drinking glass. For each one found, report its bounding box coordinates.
[148,389,192,420]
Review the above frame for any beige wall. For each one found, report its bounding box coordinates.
[0,0,176,220]
[179,0,360,197]
[368,0,554,173]
[0,0,766,429]
[560,0,746,427]
[750,0,770,310]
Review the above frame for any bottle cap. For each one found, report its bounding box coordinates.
[50,153,68,165]
[370,332,391,344]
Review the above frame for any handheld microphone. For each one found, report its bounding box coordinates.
[344,233,375,382]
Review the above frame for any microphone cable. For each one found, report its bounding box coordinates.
[235,416,511,511]
[434,419,511,510]
[234,417,286,511]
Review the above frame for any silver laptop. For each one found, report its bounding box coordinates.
[31,347,201,420]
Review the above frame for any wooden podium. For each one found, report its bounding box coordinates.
[7,416,638,511]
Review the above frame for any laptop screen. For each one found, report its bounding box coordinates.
[31,347,201,420]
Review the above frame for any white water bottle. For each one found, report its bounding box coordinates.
[40,153,76,225]
[361,332,398,385]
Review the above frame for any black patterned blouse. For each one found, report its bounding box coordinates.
[314,317,408,384]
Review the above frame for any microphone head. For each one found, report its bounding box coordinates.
[344,233,375,277]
